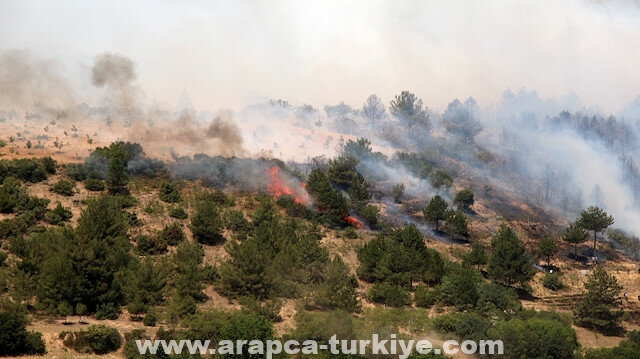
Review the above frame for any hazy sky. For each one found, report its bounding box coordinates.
[1,0,640,112]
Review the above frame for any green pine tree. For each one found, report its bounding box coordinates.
[538,236,559,267]
[464,241,488,270]
[423,195,448,231]
[488,225,535,287]
[191,199,224,245]
[563,222,588,258]
[576,206,614,259]
[574,266,624,333]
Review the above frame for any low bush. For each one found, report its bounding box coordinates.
[143,200,164,214]
[135,235,168,255]
[61,324,122,354]
[414,284,438,308]
[224,209,252,240]
[169,207,188,219]
[66,163,88,181]
[159,180,181,203]
[143,313,157,327]
[160,223,186,246]
[85,178,105,191]
[543,272,564,291]
[123,329,151,359]
[0,302,47,356]
[343,226,358,239]
[44,202,73,225]
[95,303,120,320]
[368,283,411,307]
[42,156,56,174]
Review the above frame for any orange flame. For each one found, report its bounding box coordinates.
[346,216,362,228]
[267,166,310,205]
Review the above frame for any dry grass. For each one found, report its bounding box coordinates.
[7,118,640,357]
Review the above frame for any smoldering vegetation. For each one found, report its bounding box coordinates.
[4,49,640,237]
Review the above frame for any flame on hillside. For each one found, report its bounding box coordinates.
[346,216,362,228]
[267,166,312,206]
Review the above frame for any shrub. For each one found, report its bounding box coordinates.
[429,169,454,189]
[0,251,7,266]
[95,303,120,320]
[391,183,405,203]
[41,156,56,174]
[123,329,151,359]
[84,178,105,191]
[220,312,274,343]
[224,209,252,240]
[44,202,73,225]
[0,158,48,183]
[199,190,233,207]
[454,189,474,209]
[169,207,188,219]
[66,163,88,181]
[359,204,379,228]
[414,284,438,308]
[159,180,181,203]
[160,223,186,246]
[0,302,47,356]
[240,297,283,322]
[126,300,147,315]
[135,235,168,255]
[143,200,164,214]
[142,313,157,327]
[476,282,521,313]
[117,194,138,208]
[343,226,358,239]
[191,199,224,245]
[543,272,564,291]
[276,195,313,219]
[50,179,76,196]
[368,283,411,307]
[61,324,123,354]
[487,315,578,359]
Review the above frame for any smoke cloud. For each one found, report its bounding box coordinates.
[4,2,640,239]
[206,115,244,155]
[0,49,75,110]
[91,52,139,108]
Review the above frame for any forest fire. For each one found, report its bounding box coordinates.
[267,166,311,205]
[346,216,362,228]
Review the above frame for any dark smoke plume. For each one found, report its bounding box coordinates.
[91,52,138,108]
[206,115,244,155]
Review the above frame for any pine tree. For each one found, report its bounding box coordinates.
[173,241,206,302]
[219,237,277,300]
[306,169,348,228]
[488,225,535,287]
[315,256,361,313]
[389,90,431,131]
[190,199,224,245]
[423,195,448,231]
[538,236,559,267]
[464,241,488,270]
[454,188,475,210]
[576,206,614,259]
[443,208,469,238]
[563,222,588,258]
[574,266,624,333]
[347,172,371,208]
[106,144,130,194]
